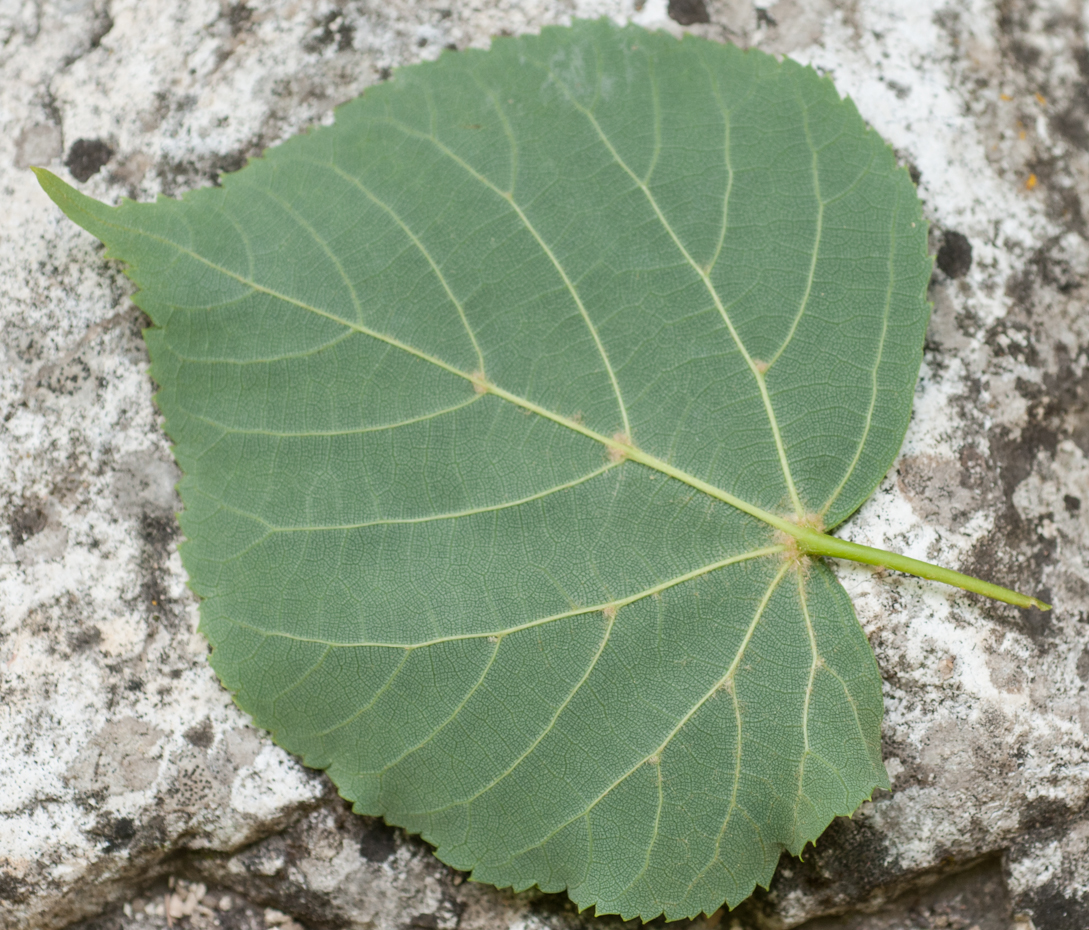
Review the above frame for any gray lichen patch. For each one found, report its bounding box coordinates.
[66,718,168,794]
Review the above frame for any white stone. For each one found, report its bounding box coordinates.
[2,0,1087,928]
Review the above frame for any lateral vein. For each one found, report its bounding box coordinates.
[540,65,804,518]
[304,159,487,372]
[221,545,786,649]
[379,116,633,436]
[485,561,791,865]
[179,395,482,438]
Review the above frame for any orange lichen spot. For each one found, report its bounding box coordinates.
[470,370,489,394]
[1035,92,1047,106]
[752,358,769,375]
[603,604,618,621]
[1026,173,1038,190]
[999,93,1012,101]
[608,431,633,463]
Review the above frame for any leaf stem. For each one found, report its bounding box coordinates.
[614,439,1049,611]
[790,526,1051,611]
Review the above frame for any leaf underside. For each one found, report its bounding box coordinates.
[38,19,931,920]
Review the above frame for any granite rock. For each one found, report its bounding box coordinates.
[1,1,1087,929]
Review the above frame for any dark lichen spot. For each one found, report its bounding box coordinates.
[1016,350,1089,457]
[112,817,136,841]
[89,6,114,48]
[303,10,354,53]
[985,322,1039,366]
[1052,103,1089,151]
[226,2,253,36]
[755,7,777,28]
[1076,647,1089,682]
[139,512,180,622]
[1018,796,1071,832]
[140,512,177,552]
[65,138,114,182]
[184,718,215,749]
[1016,881,1089,928]
[937,230,973,278]
[68,625,103,652]
[668,0,710,26]
[39,355,92,395]
[359,822,397,862]
[132,812,167,852]
[89,814,136,852]
[10,501,47,546]
[886,79,911,99]
[1065,494,1082,513]
[0,871,29,903]
[1008,39,1042,69]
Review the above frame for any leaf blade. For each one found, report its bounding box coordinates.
[37,18,927,917]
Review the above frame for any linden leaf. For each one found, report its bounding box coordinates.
[41,18,1030,919]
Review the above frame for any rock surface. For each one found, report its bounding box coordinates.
[1,1,1087,929]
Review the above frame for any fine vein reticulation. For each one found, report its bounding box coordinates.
[35,18,1046,923]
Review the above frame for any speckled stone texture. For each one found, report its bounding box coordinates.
[1,1,1087,929]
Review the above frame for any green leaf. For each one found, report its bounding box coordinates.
[37,18,945,918]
